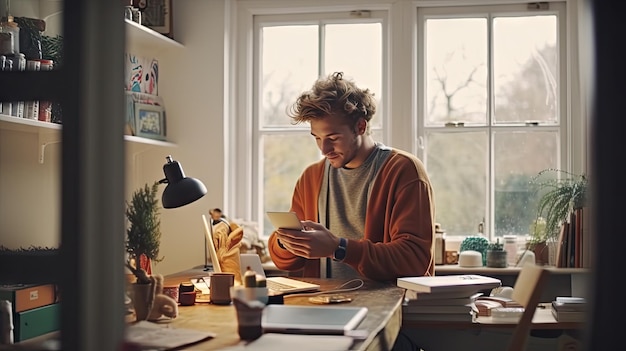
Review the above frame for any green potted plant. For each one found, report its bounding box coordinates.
[125,181,164,282]
[527,169,588,265]
[125,182,164,320]
[486,239,507,268]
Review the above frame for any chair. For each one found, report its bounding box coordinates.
[506,263,550,351]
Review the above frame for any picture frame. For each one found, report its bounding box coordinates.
[134,0,172,37]
[134,103,166,140]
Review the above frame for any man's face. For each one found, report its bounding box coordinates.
[310,114,363,169]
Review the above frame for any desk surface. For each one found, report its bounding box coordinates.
[161,268,405,351]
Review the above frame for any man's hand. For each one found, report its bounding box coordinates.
[275,220,340,259]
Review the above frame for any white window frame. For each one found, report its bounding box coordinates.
[229,0,587,241]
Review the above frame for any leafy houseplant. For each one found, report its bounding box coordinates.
[125,182,163,284]
[526,169,588,265]
[530,169,588,244]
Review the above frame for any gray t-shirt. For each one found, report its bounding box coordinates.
[318,143,391,279]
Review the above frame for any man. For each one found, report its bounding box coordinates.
[268,72,435,282]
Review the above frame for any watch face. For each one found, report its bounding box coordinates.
[334,238,347,261]
[334,248,346,260]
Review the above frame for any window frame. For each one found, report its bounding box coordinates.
[230,0,587,242]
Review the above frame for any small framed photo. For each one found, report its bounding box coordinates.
[134,103,166,140]
[135,0,172,37]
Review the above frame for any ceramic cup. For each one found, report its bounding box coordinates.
[210,272,235,305]
[179,291,197,306]
[163,285,179,303]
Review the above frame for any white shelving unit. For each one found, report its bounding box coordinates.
[0,8,185,349]
[125,19,184,52]
[0,114,176,163]
[0,20,181,164]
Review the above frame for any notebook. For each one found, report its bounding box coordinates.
[240,253,320,295]
[262,304,368,335]
[201,214,222,273]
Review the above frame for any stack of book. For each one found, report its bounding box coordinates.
[0,283,60,342]
[397,275,502,322]
[550,296,586,322]
[473,295,523,317]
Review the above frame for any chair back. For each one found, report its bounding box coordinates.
[507,263,550,351]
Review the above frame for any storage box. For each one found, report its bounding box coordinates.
[0,284,57,312]
[13,303,60,342]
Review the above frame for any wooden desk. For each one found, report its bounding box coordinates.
[162,269,405,351]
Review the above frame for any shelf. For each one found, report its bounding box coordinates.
[125,19,184,53]
[1,114,176,163]
[125,135,177,155]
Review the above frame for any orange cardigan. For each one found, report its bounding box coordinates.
[268,148,435,281]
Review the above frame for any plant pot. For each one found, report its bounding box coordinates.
[132,282,155,321]
[486,250,508,268]
[528,241,550,266]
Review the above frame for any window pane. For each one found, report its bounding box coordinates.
[425,18,488,126]
[325,23,383,129]
[494,131,559,237]
[493,15,558,124]
[426,131,487,236]
[262,133,322,236]
[261,25,319,127]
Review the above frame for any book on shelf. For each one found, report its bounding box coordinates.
[552,297,587,312]
[397,275,501,296]
[402,310,475,322]
[474,295,522,308]
[551,308,585,322]
[550,297,586,322]
[404,289,485,301]
[473,300,505,317]
[0,283,57,313]
[402,302,475,314]
[404,293,478,306]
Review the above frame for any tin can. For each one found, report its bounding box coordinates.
[0,32,13,55]
[37,59,54,122]
[24,60,41,119]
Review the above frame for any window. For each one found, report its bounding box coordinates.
[232,1,583,244]
[252,12,385,236]
[417,3,567,241]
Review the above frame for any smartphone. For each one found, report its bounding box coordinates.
[266,211,303,230]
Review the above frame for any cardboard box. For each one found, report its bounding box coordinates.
[13,303,60,342]
[0,284,57,312]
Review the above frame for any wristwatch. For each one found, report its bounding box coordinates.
[333,237,347,261]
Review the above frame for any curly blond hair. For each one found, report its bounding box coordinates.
[287,72,377,134]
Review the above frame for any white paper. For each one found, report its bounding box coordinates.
[125,321,216,350]
[220,333,354,351]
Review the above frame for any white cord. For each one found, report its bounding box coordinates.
[282,278,365,298]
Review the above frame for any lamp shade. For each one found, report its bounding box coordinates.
[160,155,207,208]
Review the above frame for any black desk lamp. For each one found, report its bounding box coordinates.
[159,155,207,208]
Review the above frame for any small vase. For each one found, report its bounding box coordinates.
[486,250,508,268]
[529,241,550,266]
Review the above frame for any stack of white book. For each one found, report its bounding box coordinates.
[550,296,586,322]
[397,275,502,322]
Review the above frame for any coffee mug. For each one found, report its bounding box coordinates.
[210,272,235,305]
